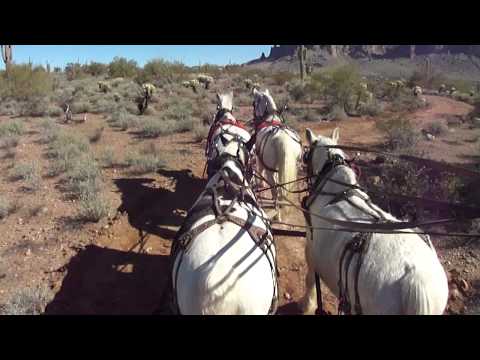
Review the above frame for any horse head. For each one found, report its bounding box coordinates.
[253,88,278,122]
[304,128,346,178]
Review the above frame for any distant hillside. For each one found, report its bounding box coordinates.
[246,45,480,81]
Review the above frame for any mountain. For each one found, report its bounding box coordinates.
[246,45,480,80]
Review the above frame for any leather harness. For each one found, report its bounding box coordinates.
[170,156,279,315]
[301,142,433,315]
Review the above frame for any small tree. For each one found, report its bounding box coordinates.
[108,57,138,78]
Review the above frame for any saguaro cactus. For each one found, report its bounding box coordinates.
[297,45,307,82]
[424,57,432,80]
[410,45,416,60]
[1,45,13,75]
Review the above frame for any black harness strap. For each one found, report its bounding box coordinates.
[337,232,372,315]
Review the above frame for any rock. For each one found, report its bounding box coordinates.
[103,225,109,230]
[459,279,469,293]
[284,292,292,301]
[450,288,462,300]
[25,248,31,257]
[18,218,23,225]
[372,176,381,185]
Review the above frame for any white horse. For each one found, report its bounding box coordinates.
[205,92,251,178]
[252,88,303,221]
[299,127,449,315]
[171,137,278,315]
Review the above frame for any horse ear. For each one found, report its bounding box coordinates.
[331,127,340,143]
[306,128,316,145]
[253,88,259,97]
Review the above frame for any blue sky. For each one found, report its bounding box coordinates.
[0,45,272,69]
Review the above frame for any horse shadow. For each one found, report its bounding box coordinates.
[114,169,207,241]
[44,245,173,315]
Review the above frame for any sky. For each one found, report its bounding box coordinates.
[0,45,272,69]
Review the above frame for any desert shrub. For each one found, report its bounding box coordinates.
[192,124,209,142]
[327,104,348,121]
[65,155,101,198]
[38,118,60,144]
[271,71,296,86]
[0,99,21,116]
[77,193,110,223]
[390,92,425,113]
[0,197,13,219]
[139,59,191,85]
[408,70,446,89]
[376,116,419,150]
[47,132,89,176]
[99,147,116,168]
[20,97,50,117]
[71,101,92,114]
[0,64,53,100]
[288,82,309,102]
[65,62,86,81]
[89,127,104,143]
[91,98,117,114]
[317,64,362,109]
[109,108,138,130]
[0,135,19,149]
[108,57,138,79]
[124,148,166,174]
[0,286,51,315]
[83,62,108,76]
[0,120,25,137]
[358,100,383,117]
[138,118,171,138]
[10,161,41,191]
[424,121,448,137]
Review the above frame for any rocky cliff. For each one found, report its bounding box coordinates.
[249,45,480,63]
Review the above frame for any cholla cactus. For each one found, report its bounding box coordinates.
[413,86,423,97]
[142,83,156,97]
[182,79,199,93]
[439,84,447,94]
[98,81,111,93]
[197,74,214,89]
[244,78,253,89]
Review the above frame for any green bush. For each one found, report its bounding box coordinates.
[139,59,190,85]
[271,71,296,86]
[424,121,448,137]
[192,124,209,142]
[320,64,362,109]
[0,64,53,100]
[390,92,425,113]
[376,116,419,150]
[83,62,108,76]
[99,147,116,168]
[0,286,51,315]
[124,147,166,174]
[108,57,138,79]
[65,63,86,81]
[47,132,89,176]
[77,193,110,223]
[0,120,25,137]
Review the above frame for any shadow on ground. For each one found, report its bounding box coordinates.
[114,169,206,240]
[45,245,172,314]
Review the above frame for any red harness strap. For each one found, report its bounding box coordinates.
[255,119,283,132]
[206,119,247,153]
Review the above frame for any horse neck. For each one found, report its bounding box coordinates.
[315,165,358,207]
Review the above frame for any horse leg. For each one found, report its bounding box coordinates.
[299,240,317,315]
[266,170,281,221]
